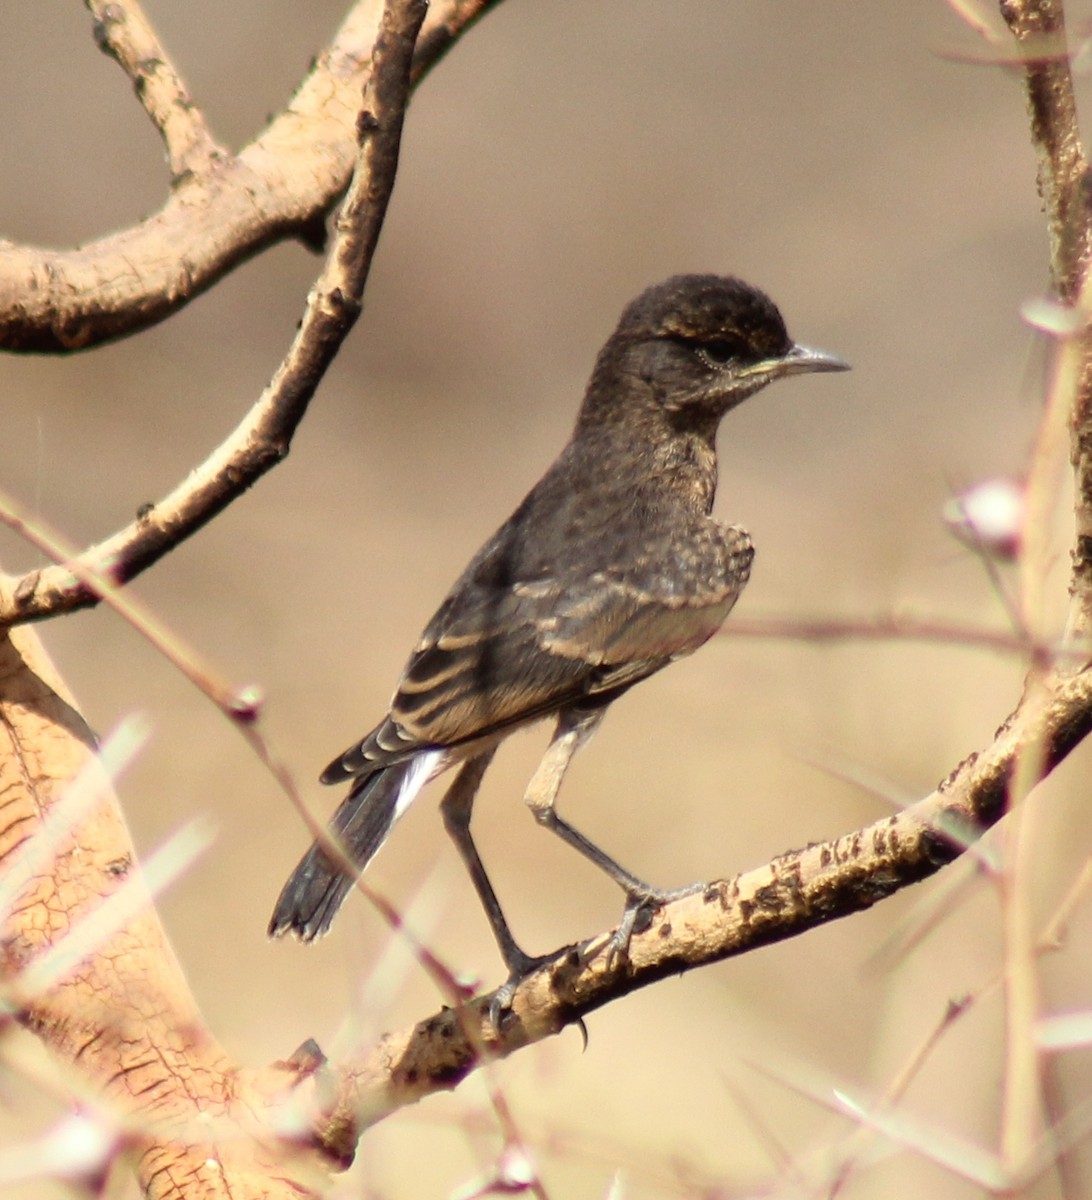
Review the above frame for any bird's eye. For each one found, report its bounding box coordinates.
[696,339,743,368]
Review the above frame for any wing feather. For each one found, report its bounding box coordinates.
[322,519,753,784]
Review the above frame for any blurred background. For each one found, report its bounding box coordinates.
[2,1,1091,1196]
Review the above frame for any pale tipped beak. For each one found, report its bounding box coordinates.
[777,342,851,376]
[737,342,850,385]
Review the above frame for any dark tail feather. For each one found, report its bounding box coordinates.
[268,763,409,940]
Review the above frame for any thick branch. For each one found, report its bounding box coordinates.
[8,560,1092,1183]
[0,612,319,1198]
[0,0,500,353]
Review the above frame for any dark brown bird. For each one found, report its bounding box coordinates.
[270,274,847,1000]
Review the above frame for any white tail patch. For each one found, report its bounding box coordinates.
[393,748,447,823]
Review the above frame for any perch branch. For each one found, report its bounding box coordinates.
[300,658,1092,1158]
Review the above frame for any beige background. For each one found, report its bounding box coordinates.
[2,2,1091,1197]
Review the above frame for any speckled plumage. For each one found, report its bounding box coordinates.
[270,274,847,977]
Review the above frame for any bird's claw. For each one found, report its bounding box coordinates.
[603,893,654,969]
[485,881,708,1029]
[603,881,706,969]
[485,948,557,1034]
[486,980,518,1033]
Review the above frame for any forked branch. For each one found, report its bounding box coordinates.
[0,0,500,353]
[0,0,445,630]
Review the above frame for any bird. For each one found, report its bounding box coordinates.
[269,274,848,1002]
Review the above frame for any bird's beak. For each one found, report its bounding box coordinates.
[735,342,849,386]
[775,343,851,377]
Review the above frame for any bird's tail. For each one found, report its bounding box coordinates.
[268,760,413,941]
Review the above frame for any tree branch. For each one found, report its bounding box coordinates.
[1000,0,1090,298]
[0,0,501,353]
[0,0,429,630]
[287,655,1092,1158]
[0,611,322,1198]
[8,0,1092,1189]
[88,0,224,179]
[1001,1,1092,644]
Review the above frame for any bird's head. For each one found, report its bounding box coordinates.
[579,274,848,437]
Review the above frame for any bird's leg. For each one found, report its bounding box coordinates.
[525,707,701,965]
[523,707,652,893]
[440,750,555,1019]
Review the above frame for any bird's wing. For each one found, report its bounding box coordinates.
[322,519,753,784]
[392,582,611,744]
[319,583,574,783]
[322,579,740,787]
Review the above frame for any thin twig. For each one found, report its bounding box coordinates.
[0,490,254,715]
[815,846,1092,1196]
[825,995,973,1196]
[86,0,223,178]
[721,611,1077,662]
[998,752,1049,1175]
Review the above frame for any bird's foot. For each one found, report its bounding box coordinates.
[603,880,706,970]
[486,946,558,1033]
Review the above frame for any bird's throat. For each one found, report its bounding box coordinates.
[645,428,719,515]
